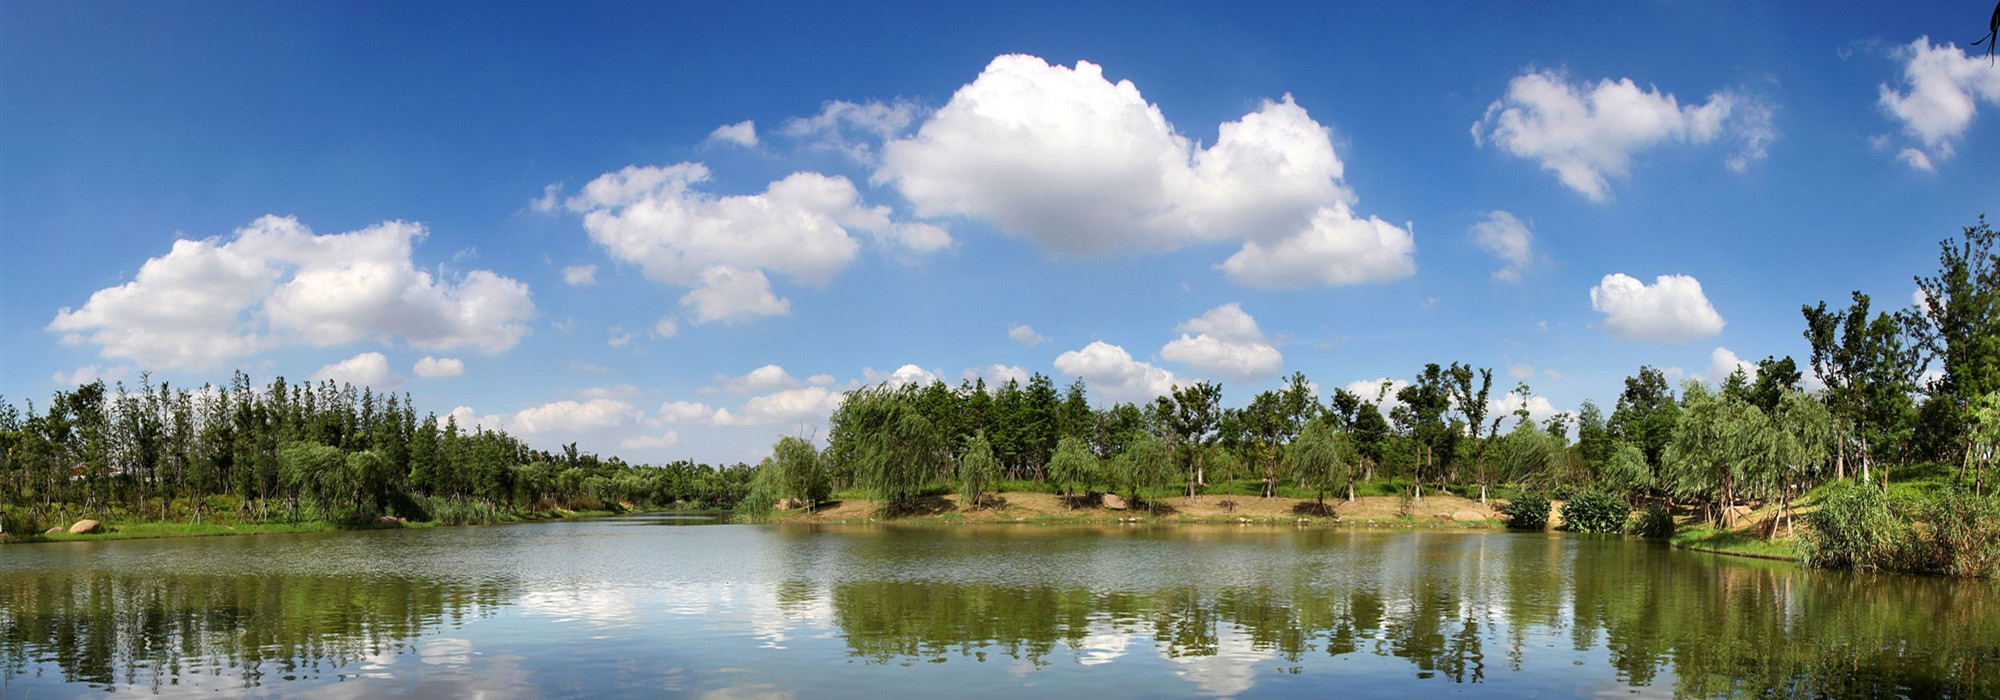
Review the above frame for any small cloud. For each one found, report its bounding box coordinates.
[653,316,679,338]
[1008,323,1050,348]
[562,264,599,286]
[413,356,465,378]
[531,183,564,212]
[707,120,759,148]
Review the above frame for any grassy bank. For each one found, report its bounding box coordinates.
[1,506,622,545]
[761,489,1511,529]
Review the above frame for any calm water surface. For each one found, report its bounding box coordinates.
[3,514,1997,698]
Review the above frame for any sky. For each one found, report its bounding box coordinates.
[3,1,1998,465]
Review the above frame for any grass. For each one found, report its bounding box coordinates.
[2,503,623,546]
[1670,522,1801,561]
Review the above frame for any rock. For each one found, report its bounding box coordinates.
[371,516,404,527]
[45,527,63,535]
[68,519,103,534]
[1102,493,1128,510]
[1452,511,1488,522]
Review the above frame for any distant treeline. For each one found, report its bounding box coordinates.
[0,373,755,530]
[742,218,2000,576]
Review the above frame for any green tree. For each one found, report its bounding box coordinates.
[1046,435,1097,500]
[1286,417,1354,506]
[958,431,1000,509]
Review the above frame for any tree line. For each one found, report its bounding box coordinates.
[747,218,2000,575]
[0,372,757,532]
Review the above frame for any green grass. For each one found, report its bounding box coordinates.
[3,505,620,545]
[1671,523,1800,561]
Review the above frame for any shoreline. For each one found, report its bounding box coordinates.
[0,508,622,546]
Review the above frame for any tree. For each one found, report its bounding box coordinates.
[1610,366,1680,486]
[1908,217,2000,475]
[770,435,828,512]
[1046,435,1098,501]
[828,386,947,514]
[1663,383,1762,527]
[1171,381,1221,500]
[1114,432,1172,512]
[1448,365,1497,503]
[1286,417,1354,507]
[958,432,1000,509]
[1393,364,1454,500]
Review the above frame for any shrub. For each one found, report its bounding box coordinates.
[1,507,43,540]
[1800,482,1902,571]
[1905,486,2000,578]
[1561,490,1631,533]
[1627,503,1675,539]
[1501,493,1550,531]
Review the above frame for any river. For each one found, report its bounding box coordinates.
[2,513,1996,698]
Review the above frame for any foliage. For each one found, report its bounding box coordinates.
[1561,490,1631,533]
[1046,435,1098,499]
[1285,417,1353,505]
[1500,493,1549,531]
[958,432,1000,509]
[1628,503,1675,539]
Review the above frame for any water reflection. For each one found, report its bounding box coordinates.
[1,523,1996,698]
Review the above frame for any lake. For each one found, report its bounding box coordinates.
[3,514,1997,698]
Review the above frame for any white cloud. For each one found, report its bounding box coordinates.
[875,54,1414,287]
[1472,69,1776,200]
[1159,303,1282,381]
[563,163,946,326]
[678,266,791,324]
[781,99,923,163]
[707,120,759,148]
[1589,273,1726,343]
[806,373,836,387]
[1877,37,2000,169]
[1054,341,1178,403]
[656,401,720,424]
[1507,363,1534,380]
[961,364,1030,387]
[706,364,802,394]
[1216,205,1416,287]
[722,386,845,427]
[562,264,598,286]
[52,364,130,386]
[312,351,396,388]
[607,330,635,347]
[577,384,639,400]
[48,215,535,371]
[1703,346,1759,384]
[507,398,641,435]
[413,356,464,378]
[1008,323,1050,348]
[620,431,682,450]
[1469,211,1536,282]
[531,183,564,213]
[863,364,941,388]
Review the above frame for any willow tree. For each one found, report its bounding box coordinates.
[1286,417,1354,506]
[1115,432,1172,512]
[769,435,828,512]
[1752,389,1833,537]
[1664,383,1763,527]
[958,432,1000,509]
[1495,419,1565,493]
[1046,435,1097,501]
[828,386,947,515]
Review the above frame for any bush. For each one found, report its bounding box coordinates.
[1501,494,1550,531]
[1,507,44,540]
[1627,503,1675,539]
[1561,490,1631,533]
[1802,482,2000,577]
[1905,486,2000,578]
[418,496,504,526]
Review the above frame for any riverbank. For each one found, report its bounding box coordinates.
[768,490,1511,529]
[0,507,621,545]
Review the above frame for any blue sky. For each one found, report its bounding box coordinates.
[4,1,1997,464]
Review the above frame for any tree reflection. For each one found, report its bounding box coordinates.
[0,571,506,690]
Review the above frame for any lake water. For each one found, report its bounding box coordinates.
[3,513,1997,698]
